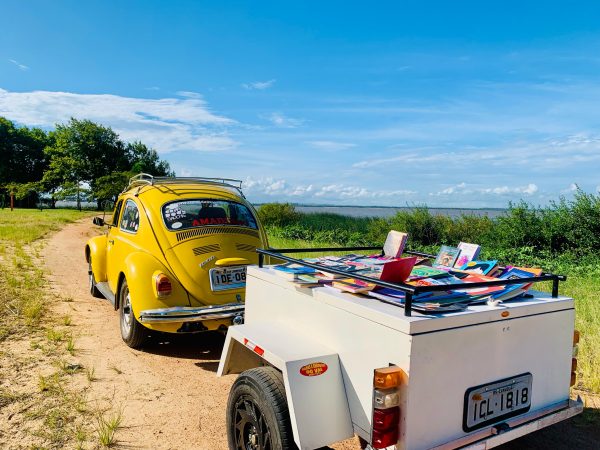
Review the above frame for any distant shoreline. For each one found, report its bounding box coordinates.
[291,205,507,219]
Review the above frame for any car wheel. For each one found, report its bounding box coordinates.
[227,367,298,450]
[88,260,103,298]
[119,277,148,349]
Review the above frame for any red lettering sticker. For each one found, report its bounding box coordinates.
[299,362,328,377]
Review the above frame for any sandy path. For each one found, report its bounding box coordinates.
[44,220,360,450]
[44,220,599,450]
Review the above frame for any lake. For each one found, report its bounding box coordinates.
[295,206,507,219]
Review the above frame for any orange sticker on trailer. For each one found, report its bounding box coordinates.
[300,362,328,377]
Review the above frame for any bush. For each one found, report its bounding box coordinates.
[257,203,300,227]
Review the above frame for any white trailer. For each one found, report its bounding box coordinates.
[217,248,583,450]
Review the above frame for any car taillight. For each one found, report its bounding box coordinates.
[155,273,172,297]
[371,366,406,449]
[571,330,580,387]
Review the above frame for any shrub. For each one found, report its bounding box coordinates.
[256,203,300,227]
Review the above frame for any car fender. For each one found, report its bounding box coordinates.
[121,251,190,316]
[218,322,354,450]
[86,235,108,282]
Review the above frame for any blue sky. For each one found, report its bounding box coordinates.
[1,1,600,207]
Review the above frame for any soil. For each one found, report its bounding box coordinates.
[42,220,599,450]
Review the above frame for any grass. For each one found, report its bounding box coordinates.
[0,208,107,449]
[96,409,123,447]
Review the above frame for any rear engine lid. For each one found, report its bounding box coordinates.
[161,199,263,306]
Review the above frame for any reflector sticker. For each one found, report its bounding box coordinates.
[243,338,264,356]
[299,362,328,377]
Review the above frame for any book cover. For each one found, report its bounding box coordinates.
[434,245,461,267]
[457,274,504,296]
[460,260,498,275]
[409,265,451,279]
[332,277,378,293]
[272,263,316,279]
[454,242,482,268]
[383,230,408,258]
[316,263,364,279]
[379,256,417,283]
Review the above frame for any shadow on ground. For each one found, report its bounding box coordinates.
[137,330,225,365]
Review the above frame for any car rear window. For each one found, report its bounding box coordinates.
[162,199,258,231]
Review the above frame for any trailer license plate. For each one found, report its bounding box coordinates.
[209,266,246,291]
[464,373,532,432]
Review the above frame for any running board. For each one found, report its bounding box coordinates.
[95,282,116,307]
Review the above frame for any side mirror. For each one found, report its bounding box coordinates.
[93,217,105,226]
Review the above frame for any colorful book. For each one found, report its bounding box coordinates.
[316,263,367,279]
[332,277,378,294]
[383,230,408,258]
[434,245,461,267]
[457,274,504,296]
[379,256,417,283]
[454,242,482,268]
[273,263,316,280]
[409,265,452,279]
[460,260,499,275]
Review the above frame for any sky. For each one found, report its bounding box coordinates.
[1,1,600,207]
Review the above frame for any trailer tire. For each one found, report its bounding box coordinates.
[227,366,298,450]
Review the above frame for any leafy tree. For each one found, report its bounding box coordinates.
[43,118,131,209]
[127,141,175,176]
[0,118,52,207]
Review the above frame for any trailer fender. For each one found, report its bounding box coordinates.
[218,323,354,450]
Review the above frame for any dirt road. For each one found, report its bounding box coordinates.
[44,220,599,450]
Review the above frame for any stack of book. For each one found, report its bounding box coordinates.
[270,230,544,314]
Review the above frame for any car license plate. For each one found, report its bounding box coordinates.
[209,266,247,291]
[463,373,532,432]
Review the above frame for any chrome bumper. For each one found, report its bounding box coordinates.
[138,303,244,323]
[432,397,584,450]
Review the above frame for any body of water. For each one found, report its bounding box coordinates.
[295,206,507,219]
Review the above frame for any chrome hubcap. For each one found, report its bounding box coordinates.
[121,290,133,336]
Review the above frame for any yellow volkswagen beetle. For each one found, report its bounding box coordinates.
[85,174,268,348]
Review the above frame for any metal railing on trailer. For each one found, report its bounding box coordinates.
[257,247,567,317]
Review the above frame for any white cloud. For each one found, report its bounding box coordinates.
[265,112,303,128]
[244,177,289,195]
[432,182,538,196]
[0,88,236,152]
[561,183,578,193]
[8,59,29,71]
[242,79,276,90]
[307,140,356,151]
[244,177,415,202]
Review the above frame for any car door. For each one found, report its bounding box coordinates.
[106,199,124,293]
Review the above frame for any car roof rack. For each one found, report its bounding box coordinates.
[125,173,244,193]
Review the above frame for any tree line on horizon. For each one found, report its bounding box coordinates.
[0,116,174,210]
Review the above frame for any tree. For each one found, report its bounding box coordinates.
[43,118,131,209]
[0,117,51,207]
[127,141,175,176]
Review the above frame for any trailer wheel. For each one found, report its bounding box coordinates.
[227,366,297,450]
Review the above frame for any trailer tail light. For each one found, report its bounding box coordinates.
[571,330,580,387]
[373,406,399,430]
[373,389,400,409]
[155,273,172,297]
[371,366,405,449]
[374,366,403,389]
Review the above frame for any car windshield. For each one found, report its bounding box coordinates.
[162,199,258,231]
